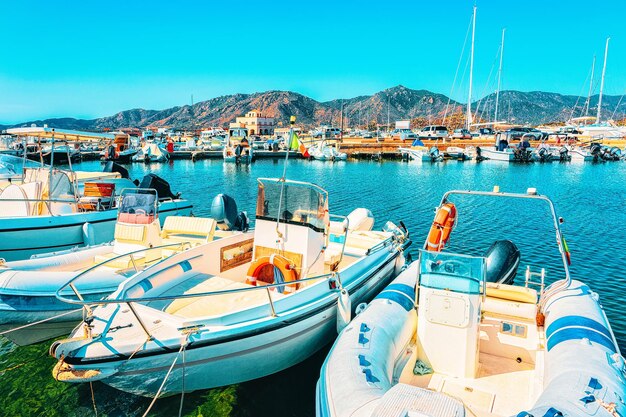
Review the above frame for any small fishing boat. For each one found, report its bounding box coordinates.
[309,141,348,161]
[399,141,443,162]
[101,135,137,163]
[132,143,169,163]
[0,189,209,345]
[50,177,410,396]
[567,145,594,162]
[445,146,471,160]
[223,126,254,163]
[317,188,626,417]
[0,164,192,261]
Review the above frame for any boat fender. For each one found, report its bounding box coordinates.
[82,222,96,247]
[337,288,351,333]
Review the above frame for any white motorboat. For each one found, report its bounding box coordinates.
[0,166,192,261]
[445,146,471,160]
[51,178,410,396]
[567,145,594,162]
[132,143,169,163]
[0,189,211,345]
[478,146,516,161]
[309,141,348,161]
[317,188,626,417]
[223,127,253,163]
[399,141,443,162]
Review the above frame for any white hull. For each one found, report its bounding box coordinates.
[53,245,404,396]
[398,148,433,162]
[480,147,515,161]
[0,200,192,261]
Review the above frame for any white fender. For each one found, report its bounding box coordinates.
[337,288,352,333]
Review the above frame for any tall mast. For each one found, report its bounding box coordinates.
[494,28,505,124]
[584,55,596,117]
[466,5,476,130]
[387,95,390,133]
[597,37,610,123]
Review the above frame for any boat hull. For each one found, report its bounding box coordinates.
[480,147,515,161]
[0,200,192,261]
[55,247,403,396]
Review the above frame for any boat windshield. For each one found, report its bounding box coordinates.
[419,249,486,295]
[118,189,158,223]
[0,154,46,180]
[256,178,329,231]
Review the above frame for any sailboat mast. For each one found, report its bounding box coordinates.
[466,5,476,130]
[584,55,596,117]
[387,95,390,133]
[597,37,610,123]
[494,28,505,124]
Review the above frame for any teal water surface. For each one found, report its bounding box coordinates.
[1,158,625,416]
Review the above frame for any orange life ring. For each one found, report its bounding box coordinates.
[246,254,299,294]
[426,203,456,251]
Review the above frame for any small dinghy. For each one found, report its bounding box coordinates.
[0,189,217,345]
[317,188,626,417]
[309,141,348,161]
[132,143,169,163]
[50,178,410,396]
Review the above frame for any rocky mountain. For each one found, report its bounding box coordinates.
[3,86,625,131]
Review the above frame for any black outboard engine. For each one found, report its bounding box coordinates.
[590,142,602,156]
[484,240,520,285]
[210,194,249,231]
[559,146,569,161]
[138,174,179,201]
[102,161,130,179]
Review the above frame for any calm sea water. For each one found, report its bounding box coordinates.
[1,158,625,417]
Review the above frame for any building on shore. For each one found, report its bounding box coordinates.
[235,110,275,136]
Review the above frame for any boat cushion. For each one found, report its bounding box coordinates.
[114,223,146,243]
[0,184,30,217]
[482,296,537,321]
[485,283,537,304]
[161,216,216,244]
[165,276,284,318]
[372,383,465,417]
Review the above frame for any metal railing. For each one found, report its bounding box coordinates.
[54,224,404,339]
[435,189,572,311]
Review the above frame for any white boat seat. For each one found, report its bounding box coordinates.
[0,184,30,217]
[324,246,343,266]
[161,216,216,246]
[482,296,537,321]
[166,276,285,318]
[485,283,537,304]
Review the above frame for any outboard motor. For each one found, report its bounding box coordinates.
[102,161,130,179]
[590,142,602,156]
[138,174,179,201]
[429,146,440,160]
[484,240,520,285]
[609,146,622,160]
[558,146,569,161]
[211,194,249,231]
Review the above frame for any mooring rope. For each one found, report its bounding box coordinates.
[141,340,187,417]
[0,308,83,336]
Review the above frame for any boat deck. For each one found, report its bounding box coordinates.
[405,352,538,417]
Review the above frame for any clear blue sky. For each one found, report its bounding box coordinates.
[1,0,624,124]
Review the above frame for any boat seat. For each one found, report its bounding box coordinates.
[482,297,537,321]
[161,216,216,246]
[93,223,160,269]
[78,182,115,211]
[372,383,465,417]
[324,245,343,266]
[0,184,30,217]
[165,276,284,318]
[485,283,537,304]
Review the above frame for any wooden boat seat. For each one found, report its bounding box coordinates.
[78,182,115,211]
[165,276,285,318]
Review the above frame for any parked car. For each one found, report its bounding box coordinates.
[478,127,496,135]
[505,127,548,140]
[417,125,449,139]
[450,128,472,139]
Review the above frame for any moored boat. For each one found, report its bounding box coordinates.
[0,189,208,345]
[50,177,410,396]
[317,188,626,417]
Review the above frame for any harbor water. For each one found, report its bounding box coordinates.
[1,158,625,416]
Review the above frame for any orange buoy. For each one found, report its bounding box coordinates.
[426,203,456,251]
[246,254,299,294]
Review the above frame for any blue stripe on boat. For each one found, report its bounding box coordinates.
[547,327,616,353]
[384,284,415,302]
[375,290,414,311]
[546,316,613,342]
